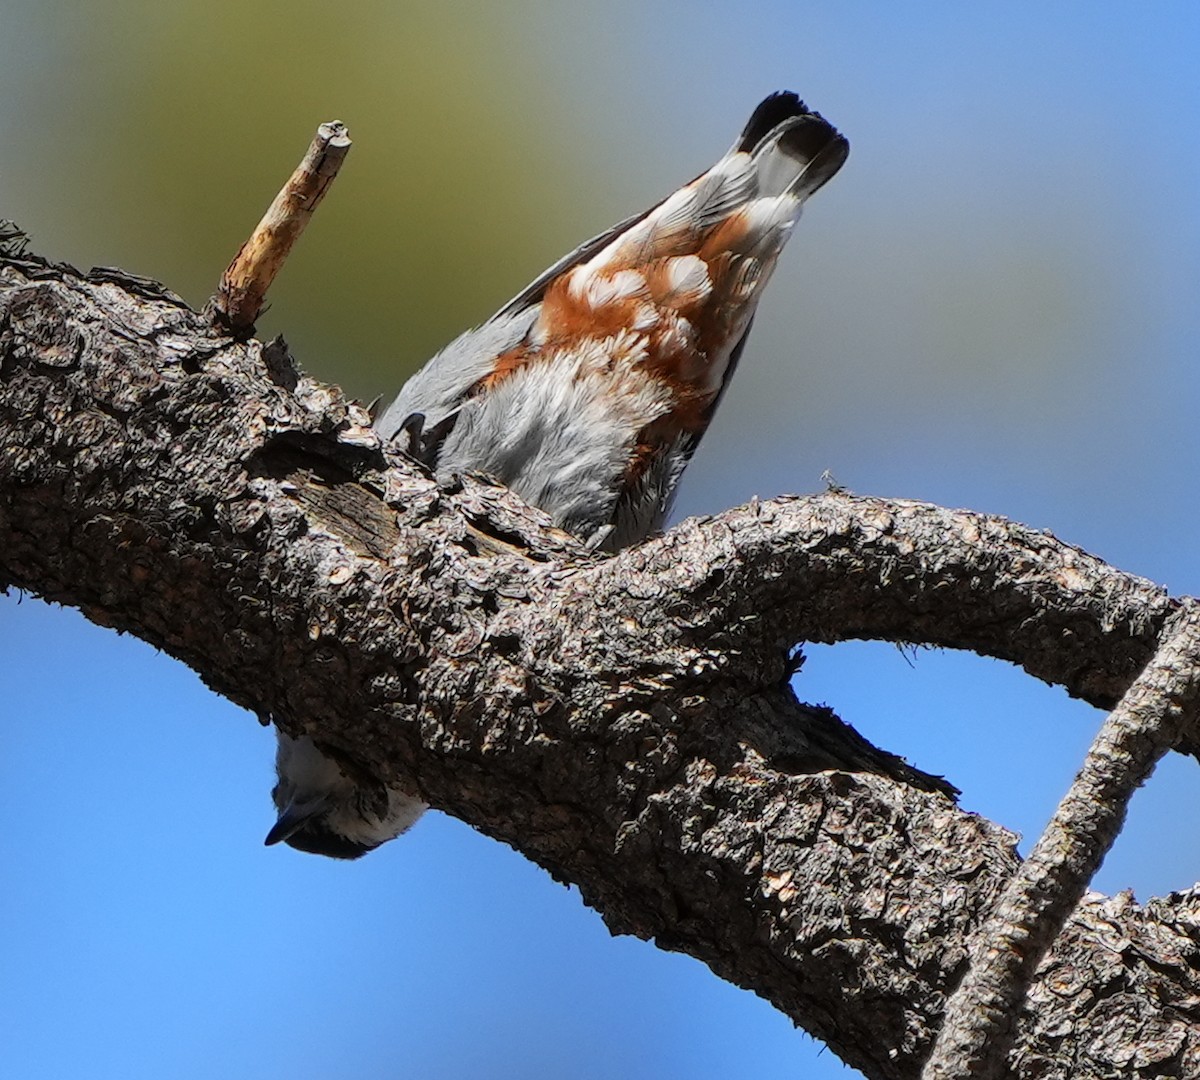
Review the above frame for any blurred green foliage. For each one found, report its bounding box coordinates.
[4,0,600,396]
[0,0,1181,522]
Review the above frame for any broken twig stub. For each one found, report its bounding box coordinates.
[208,120,351,338]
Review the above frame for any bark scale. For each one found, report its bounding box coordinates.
[2,250,1198,1080]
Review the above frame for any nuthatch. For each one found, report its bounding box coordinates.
[267,92,848,858]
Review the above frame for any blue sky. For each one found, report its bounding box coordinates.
[3,4,1199,1078]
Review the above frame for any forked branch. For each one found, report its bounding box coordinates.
[1,251,1198,1080]
[923,601,1200,1078]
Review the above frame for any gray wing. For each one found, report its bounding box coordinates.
[373,306,537,446]
[374,205,660,450]
[491,206,655,319]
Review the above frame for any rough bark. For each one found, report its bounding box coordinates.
[924,602,1200,1079]
[2,249,1198,1080]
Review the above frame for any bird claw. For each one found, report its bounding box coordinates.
[397,409,460,471]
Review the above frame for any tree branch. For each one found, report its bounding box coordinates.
[924,601,1200,1078]
[2,252,1198,1080]
[597,494,1180,727]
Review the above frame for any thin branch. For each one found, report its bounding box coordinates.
[922,600,1200,1078]
[3,255,1199,1080]
[208,120,351,337]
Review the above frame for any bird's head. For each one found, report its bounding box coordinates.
[266,732,427,859]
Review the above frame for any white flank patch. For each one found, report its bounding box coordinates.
[605,269,651,302]
[662,255,712,305]
[570,266,651,310]
[631,302,661,331]
[656,314,696,357]
[566,264,594,302]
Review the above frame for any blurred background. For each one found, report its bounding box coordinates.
[2,3,1199,1077]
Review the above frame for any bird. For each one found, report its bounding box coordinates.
[266,91,850,858]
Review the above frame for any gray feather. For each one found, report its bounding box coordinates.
[374,306,539,443]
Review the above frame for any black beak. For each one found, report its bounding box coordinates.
[264,795,330,847]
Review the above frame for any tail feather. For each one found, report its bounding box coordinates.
[593,97,846,275]
[734,90,812,153]
[520,93,848,404]
[767,116,851,201]
[745,103,849,202]
[734,91,850,200]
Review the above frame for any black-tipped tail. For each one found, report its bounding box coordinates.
[737,91,814,151]
[738,91,849,200]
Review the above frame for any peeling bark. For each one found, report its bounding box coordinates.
[2,250,1198,1080]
